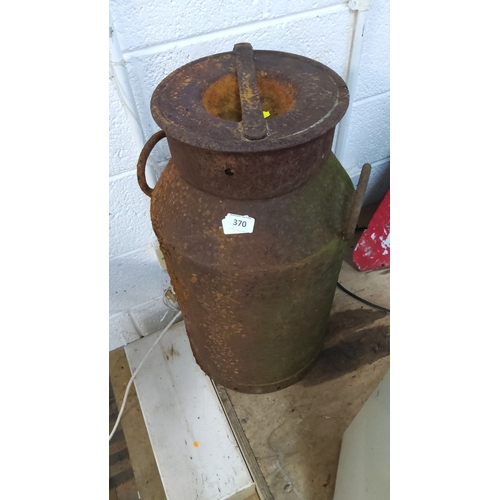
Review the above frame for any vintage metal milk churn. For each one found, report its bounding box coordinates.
[137,43,368,393]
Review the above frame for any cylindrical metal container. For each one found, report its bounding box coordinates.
[137,43,358,393]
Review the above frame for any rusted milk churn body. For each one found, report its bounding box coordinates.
[137,43,361,393]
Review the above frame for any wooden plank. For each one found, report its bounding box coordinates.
[125,322,255,500]
[114,478,141,500]
[109,348,167,500]
[109,429,128,456]
[214,383,274,500]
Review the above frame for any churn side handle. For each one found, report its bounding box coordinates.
[137,130,166,197]
[343,163,372,241]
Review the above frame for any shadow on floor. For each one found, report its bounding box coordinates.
[301,308,389,388]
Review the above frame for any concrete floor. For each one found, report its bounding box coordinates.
[109,205,390,500]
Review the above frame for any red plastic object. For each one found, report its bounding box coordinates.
[352,190,390,271]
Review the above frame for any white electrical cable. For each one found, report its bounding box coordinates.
[109,309,182,441]
[163,286,180,312]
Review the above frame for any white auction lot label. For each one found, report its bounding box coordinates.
[222,213,255,235]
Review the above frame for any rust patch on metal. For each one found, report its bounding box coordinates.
[140,43,355,393]
[202,73,295,123]
[256,72,295,118]
[233,42,268,140]
[202,74,242,121]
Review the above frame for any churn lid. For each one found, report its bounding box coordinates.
[150,43,349,153]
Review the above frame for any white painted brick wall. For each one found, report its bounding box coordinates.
[109,0,390,350]
[343,92,390,171]
[110,0,266,53]
[109,172,155,258]
[129,297,178,338]
[266,0,345,18]
[363,159,390,206]
[342,0,390,200]
[109,79,138,177]
[109,311,140,351]
[110,246,166,315]
[354,0,390,101]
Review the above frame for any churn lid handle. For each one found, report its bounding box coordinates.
[233,43,268,141]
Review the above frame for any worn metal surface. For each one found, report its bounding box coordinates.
[151,154,354,393]
[344,163,371,241]
[139,44,356,393]
[150,44,349,200]
[233,43,268,141]
[137,130,165,197]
